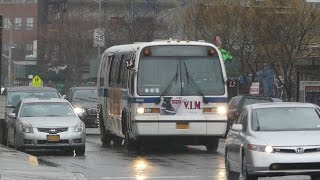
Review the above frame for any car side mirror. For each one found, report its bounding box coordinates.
[8,113,16,119]
[77,113,83,118]
[231,124,243,132]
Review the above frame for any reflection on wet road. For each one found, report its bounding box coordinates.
[33,131,310,180]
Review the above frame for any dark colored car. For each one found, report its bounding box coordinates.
[66,87,98,128]
[226,95,274,135]
[4,86,62,114]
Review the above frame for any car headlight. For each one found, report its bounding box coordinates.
[19,123,33,133]
[137,107,145,114]
[74,122,85,132]
[248,144,274,153]
[74,107,85,114]
[217,106,227,114]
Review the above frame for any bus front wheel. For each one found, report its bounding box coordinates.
[206,138,219,153]
[99,111,112,147]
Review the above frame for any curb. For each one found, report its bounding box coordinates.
[0,144,39,166]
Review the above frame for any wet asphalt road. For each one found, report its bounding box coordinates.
[32,129,310,180]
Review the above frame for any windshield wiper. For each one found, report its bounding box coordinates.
[183,62,208,104]
[156,64,179,104]
[315,109,320,119]
[6,105,15,108]
[255,112,261,131]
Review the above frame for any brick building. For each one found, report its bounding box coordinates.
[0,0,37,86]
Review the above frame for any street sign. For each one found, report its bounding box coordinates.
[32,75,43,87]
[94,28,105,47]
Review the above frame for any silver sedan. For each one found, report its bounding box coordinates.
[7,98,86,155]
[225,102,320,180]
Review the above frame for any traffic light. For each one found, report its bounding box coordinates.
[220,48,233,62]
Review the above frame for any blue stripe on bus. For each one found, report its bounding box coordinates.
[98,87,227,103]
[98,87,129,100]
[98,87,108,97]
[129,97,228,104]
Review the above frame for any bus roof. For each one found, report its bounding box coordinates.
[103,40,218,54]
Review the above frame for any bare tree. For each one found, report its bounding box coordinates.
[258,0,320,101]
[183,0,320,98]
[183,0,264,93]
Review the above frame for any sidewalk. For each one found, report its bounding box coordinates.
[0,145,86,180]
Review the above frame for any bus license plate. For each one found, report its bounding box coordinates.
[47,135,60,142]
[176,123,189,129]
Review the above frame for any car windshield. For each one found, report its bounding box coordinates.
[137,56,224,96]
[72,89,97,101]
[252,107,320,131]
[6,91,61,107]
[243,98,273,107]
[20,102,76,117]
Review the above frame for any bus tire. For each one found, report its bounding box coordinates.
[99,111,112,147]
[112,135,123,146]
[206,138,219,153]
[121,110,128,135]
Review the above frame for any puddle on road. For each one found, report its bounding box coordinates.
[37,158,60,167]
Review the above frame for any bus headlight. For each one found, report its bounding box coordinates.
[217,106,227,114]
[137,107,145,114]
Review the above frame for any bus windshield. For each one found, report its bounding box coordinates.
[137,56,225,96]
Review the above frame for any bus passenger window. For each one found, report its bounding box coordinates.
[108,56,115,86]
[130,74,134,95]
[110,55,121,86]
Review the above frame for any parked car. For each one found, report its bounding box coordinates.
[226,95,273,135]
[66,87,98,128]
[225,102,320,180]
[1,86,62,145]
[7,98,86,155]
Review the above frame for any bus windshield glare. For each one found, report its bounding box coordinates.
[137,53,225,96]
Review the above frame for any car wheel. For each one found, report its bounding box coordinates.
[225,150,240,180]
[0,121,7,145]
[206,138,219,153]
[99,112,112,147]
[75,146,85,156]
[112,136,123,146]
[311,175,320,180]
[13,131,23,151]
[242,154,258,180]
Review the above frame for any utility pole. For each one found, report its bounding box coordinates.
[8,19,12,87]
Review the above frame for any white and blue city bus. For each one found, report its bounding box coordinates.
[97,40,228,152]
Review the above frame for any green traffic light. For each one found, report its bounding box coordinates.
[220,48,233,62]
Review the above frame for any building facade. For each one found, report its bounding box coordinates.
[37,0,177,94]
[0,0,38,86]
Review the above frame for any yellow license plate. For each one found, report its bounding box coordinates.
[176,123,189,129]
[47,135,60,142]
